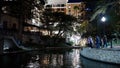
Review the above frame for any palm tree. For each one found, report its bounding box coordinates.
[90,0,120,21]
[74,6,79,18]
[90,0,120,35]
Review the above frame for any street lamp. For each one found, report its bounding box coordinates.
[101,16,106,35]
[101,16,106,22]
[101,16,112,48]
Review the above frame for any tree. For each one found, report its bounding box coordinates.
[40,10,77,38]
[89,0,120,36]
[77,20,89,34]
[74,6,79,18]
[0,0,45,18]
[0,0,45,40]
[40,9,77,45]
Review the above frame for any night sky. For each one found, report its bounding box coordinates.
[68,0,97,11]
[68,0,83,3]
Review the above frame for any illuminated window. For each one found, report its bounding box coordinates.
[4,0,8,1]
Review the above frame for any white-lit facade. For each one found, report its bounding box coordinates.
[45,0,67,13]
[44,0,86,18]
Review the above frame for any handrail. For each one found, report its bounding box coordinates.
[4,36,32,50]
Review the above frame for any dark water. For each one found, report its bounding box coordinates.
[0,49,81,68]
[0,49,120,68]
[80,55,120,68]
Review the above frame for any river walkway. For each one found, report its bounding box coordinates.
[80,46,120,64]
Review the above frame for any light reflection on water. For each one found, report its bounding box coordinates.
[0,49,81,68]
[25,49,81,68]
[1,49,120,68]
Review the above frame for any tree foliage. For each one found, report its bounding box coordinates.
[0,0,45,36]
[0,0,45,19]
[40,10,77,37]
[89,0,120,36]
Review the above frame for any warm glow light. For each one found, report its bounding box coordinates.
[68,6,71,8]
[79,38,87,46]
[30,29,39,32]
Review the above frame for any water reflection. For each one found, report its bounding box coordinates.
[0,49,81,68]
[25,49,81,68]
[1,49,120,68]
[63,49,81,68]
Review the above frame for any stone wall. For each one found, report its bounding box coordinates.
[80,48,120,64]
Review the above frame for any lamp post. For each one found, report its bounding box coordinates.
[101,16,112,48]
[101,16,106,35]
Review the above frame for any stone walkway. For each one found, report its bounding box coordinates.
[80,47,120,64]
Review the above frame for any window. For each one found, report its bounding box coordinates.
[57,9,60,11]
[61,4,65,7]
[61,8,64,11]
[46,5,52,8]
[4,0,8,1]
[57,4,60,7]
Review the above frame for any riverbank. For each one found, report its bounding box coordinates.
[0,46,82,55]
[80,47,120,64]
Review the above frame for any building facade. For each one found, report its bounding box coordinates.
[44,0,67,13]
[66,2,86,19]
[44,0,86,19]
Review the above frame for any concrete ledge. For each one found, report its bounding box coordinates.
[80,47,120,64]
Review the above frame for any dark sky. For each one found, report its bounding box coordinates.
[68,0,83,3]
[68,0,97,7]
[68,0,97,10]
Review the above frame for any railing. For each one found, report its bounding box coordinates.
[4,36,32,51]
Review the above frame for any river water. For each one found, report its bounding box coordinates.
[0,49,120,68]
[0,49,81,68]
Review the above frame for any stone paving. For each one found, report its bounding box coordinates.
[80,47,120,64]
